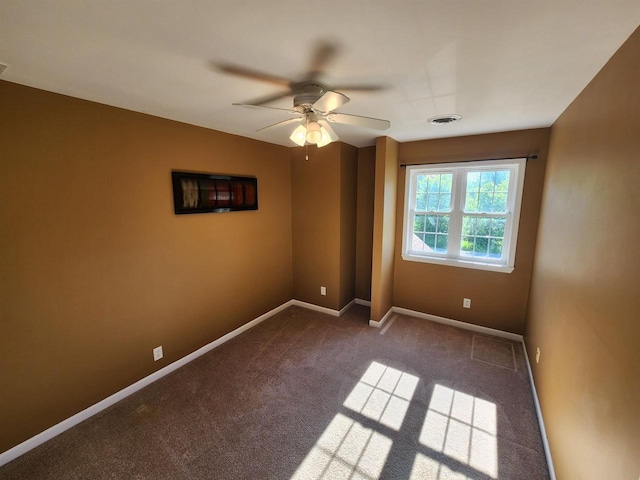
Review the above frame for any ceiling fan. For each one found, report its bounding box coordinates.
[215,42,391,147]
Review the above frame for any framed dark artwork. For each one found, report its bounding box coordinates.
[171,171,258,214]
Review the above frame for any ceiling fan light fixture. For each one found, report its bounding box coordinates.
[290,124,307,146]
[316,120,339,148]
[316,129,332,148]
[305,121,322,144]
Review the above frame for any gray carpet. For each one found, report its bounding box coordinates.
[0,305,549,479]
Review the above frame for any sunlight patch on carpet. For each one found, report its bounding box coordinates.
[291,413,392,480]
[414,384,498,479]
[343,361,419,430]
[291,361,419,479]
[410,453,476,480]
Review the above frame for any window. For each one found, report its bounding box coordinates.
[402,158,526,273]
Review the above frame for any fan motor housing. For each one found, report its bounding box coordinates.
[293,84,325,113]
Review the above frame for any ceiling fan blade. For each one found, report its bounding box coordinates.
[313,91,350,114]
[214,62,292,88]
[306,41,340,80]
[330,84,387,92]
[327,112,391,131]
[235,89,295,106]
[232,103,297,114]
[257,117,302,132]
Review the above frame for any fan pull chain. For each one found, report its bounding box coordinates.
[305,144,309,161]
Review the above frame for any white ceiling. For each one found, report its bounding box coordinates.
[1,1,639,148]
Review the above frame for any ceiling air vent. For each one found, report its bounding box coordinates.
[428,114,462,125]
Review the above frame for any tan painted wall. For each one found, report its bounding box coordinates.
[0,81,293,453]
[525,28,640,479]
[338,143,358,309]
[291,143,340,310]
[291,144,342,309]
[355,147,375,301]
[394,129,550,334]
[370,137,399,321]
[291,143,358,311]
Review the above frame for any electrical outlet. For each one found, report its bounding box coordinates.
[153,346,163,361]
[320,286,326,296]
[536,347,540,364]
[463,298,471,309]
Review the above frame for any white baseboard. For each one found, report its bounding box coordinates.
[290,299,340,316]
[521,342,556,480]
[392,306,524,342]
[0,300,296,468]
[290,298,356,317]
[369,307,395,328]
[339,299,356,316]
[355,298,371,306]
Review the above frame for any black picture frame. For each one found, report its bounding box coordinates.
[171,171,258,215]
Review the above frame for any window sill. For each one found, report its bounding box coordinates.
[401,253,514,273]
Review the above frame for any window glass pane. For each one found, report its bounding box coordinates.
[489,238,503,257]
[438,193,451,211]
[427,193,440,211]
[440,174,453,193]
[480,171,496,191]
[411,214,449,254]
[417,173,453,212]
[461,236,474,253]
[476,217,490,236]
[427,175,441,193]
[478,192,493,212]
[490,218,506,237]
[416,193,427,210]
[413,232,426,251]
[467,172,480,191]
[417,175,428,193]
[438,216,449,234]
[425,234,436,250]
[474,237,488,255]
[425,215,437,233]
[465,192,479,212]
[495,170,510,192]
[493,192,507,213]
[461,215,507,260]
[465,169,511,213]
[462,216,475,236]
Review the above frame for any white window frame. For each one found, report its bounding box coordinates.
[401,158,526,273]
